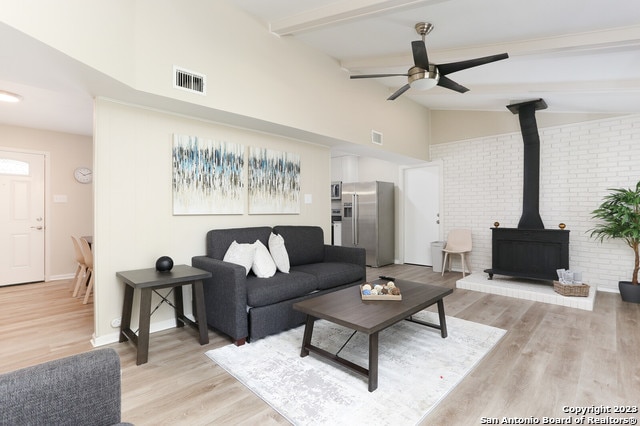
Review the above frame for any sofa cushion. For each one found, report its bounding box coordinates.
[246,271,318,307]
[273,226,324,266]
[207,226,272,260]
[268,232,290,273]
[223,241,256,276]
[252,240,277,278]
[291,262,364,290]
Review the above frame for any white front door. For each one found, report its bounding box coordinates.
[403,163,441,266]
[0,150,45,286]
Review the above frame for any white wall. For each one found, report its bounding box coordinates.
[93,98,332,343]
[0,124,93,279]
[0,0,136,85]
[0,0,433,344]
[430,110,620,145]
[431,113,640,292]
[0,0,431,162]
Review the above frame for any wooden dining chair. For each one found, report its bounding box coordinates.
[78,237,94,304]
[71,236,89,297]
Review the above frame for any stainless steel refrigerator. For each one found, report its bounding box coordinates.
[341,181,394,267]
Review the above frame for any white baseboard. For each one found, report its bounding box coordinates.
[47,273,75,281]
[91,316,196,347]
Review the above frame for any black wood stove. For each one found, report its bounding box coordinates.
[485,99,569,282]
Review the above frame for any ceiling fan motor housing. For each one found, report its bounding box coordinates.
[408,65,439,86]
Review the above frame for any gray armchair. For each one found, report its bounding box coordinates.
[0,348,131,426]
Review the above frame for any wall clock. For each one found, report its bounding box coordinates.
[74,167,93,183]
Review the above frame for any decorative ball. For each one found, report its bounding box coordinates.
[362,284,372,291]
[363,289,371,295]
[387,281,395,288]
[374,284,383,292]
[559,223,566,229]
[371,289,379,295]
[155,256,174,272]
[494,221,500,228]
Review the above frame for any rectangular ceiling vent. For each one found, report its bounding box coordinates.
[371,130,383,145]
[173,66,206,95]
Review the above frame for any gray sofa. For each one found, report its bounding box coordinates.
[0,348,131,426]
[192,225,366,345]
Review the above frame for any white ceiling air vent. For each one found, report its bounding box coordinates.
[371,130,383,145]
[173,66,206,95]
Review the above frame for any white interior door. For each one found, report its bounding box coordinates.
[403,164,441,266]
[0,150,45,286]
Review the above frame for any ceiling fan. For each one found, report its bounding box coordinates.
[350,22,509,100]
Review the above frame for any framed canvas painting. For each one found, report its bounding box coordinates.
[172,134,245,215]
[248,147,300,214]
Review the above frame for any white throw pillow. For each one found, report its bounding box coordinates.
[252,240,277,278]
[223,240,255,276]
[268,232,290,273]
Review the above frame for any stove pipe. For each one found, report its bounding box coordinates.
[507,99,548,230]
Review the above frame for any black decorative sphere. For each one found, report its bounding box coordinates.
[155,256,174,272]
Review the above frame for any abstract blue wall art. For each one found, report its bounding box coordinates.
[248,147,300,214]
[172,134,245,215]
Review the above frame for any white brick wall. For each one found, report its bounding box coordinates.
[431,114,640,292]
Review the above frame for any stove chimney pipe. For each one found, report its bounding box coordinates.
[507,99,548,230]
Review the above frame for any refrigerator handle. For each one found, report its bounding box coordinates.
[353,193,358,245]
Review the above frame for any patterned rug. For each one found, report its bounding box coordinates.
[206,310,505,425]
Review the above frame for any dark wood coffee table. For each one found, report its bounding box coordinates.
[293,278,453,392]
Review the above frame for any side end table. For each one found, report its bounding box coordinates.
[116,264,212,365]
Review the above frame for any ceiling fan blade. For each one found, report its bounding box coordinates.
[437,76,469,93]
[350,73,408,79]
[387,84,411,100]
[411,40,429,69]
[437,53,509,76]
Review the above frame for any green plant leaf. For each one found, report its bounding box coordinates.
[588,180,640,285]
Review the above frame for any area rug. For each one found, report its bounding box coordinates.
[205,310,505,425]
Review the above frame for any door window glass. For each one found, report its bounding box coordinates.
[0,158,29,175]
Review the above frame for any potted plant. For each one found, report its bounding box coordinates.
[589,180,640,303]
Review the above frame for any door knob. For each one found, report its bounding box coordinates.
[31,226,43,230]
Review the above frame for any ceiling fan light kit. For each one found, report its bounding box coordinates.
[350,22,509,101]
[408,65,439,90]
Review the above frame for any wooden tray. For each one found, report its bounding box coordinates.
[360,283,402,301]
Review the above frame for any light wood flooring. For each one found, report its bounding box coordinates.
[1,265,639,425]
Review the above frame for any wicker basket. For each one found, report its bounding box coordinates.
[553,281,590,297]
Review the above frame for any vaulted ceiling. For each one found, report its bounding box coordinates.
[234,0,640,113]
[1,0,639,138]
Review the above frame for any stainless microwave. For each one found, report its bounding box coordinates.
[331,181,342,200]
